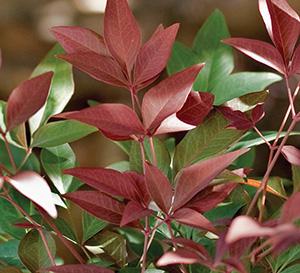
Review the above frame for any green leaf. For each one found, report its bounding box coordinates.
[0,139,40,173]
[0,198,25,239]
[114,141,132,155]
[82,212,108,243]
[85,230,127,267]
[280,264,300,273]
[29,44,74,133]
[226,90,269,112]
[292,165,300,193]
[212,72,282,105]
[0,267,23,273]
[167,42,200,75]
[0,240,22,267]
[129,137,171,175]
[232,148,256,168]
[31,120,97,148]
[174,112,243,172]
[18,229,56,273]
[41,144,77,194]
[230,131,300,150]
[193,9,234,91]
[274,244,300,272]
[107,161,130,172]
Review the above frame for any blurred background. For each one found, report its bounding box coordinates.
[0,0,299,177]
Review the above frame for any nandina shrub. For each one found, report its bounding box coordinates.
[0,0,300,272]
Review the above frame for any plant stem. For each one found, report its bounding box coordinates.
[246,118,297,218]
[1,193,56,265]
[141,217,149,273]
[41,210,85,264]
[284,76,296,118]
[167,222,188,273]
[38,228,56,266]
[253,126,272,149]
[1,132,17,172]
[149,136,157,166]
[17,148,32,172]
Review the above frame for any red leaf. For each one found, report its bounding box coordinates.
[172,208,216,233]
[64,167,141,201]
[218,106,253,130]
[120,201,152,226]
[134,23,179,87]
[6,72,53,131]
[145,162,173,213]
[176,91,214,126]
[259,0,300,63]
[223,258,247,273]
[64,191,124,225]
[6,171,57,218]
[155,113,196,135]
[251,104,265,123]
[124,171,150,206]
[58,52,128,88]
[290,44,300,75]
[186,184,237,213]
[282,145,300,166]
[57,103,144,140]
[51,26,109,56]
[223,38,285,74]
[173,149,249,210]
[104,0,141,73]
[157,249,200,266]
[226,216,274,244]
[42,264,114,273]
[280,192,300,223]
[169,238,211,262]
[142,64,204,133]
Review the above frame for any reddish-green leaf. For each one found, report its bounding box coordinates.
[172,208,216,233]
[6,72,53,131]
[6,171,57,218]
[176,91,214,126]
[42,265,114,273]
[142,64,204,133]
[57,103,145,140]
[157,249,200,266]
[282,145,300,166]
[64,167,141,201]
[280,192,300,223]
[59,52,128,88]
[120,201,152,226]
[51,26,109,56]
[134,23,179,87]
[226,216,274,244]
[290,44,300,75]
[173,148,248,210]
[186,184,236,213]
[259,0,300,63]
[155,113,195,135]
[65,191,124,225]
[145,162,173,213]
[104,0,141,73]
[223,38,285,74]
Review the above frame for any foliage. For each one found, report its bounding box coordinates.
[0,0,300,272]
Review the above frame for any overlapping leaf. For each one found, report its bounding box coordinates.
[6,72,53,131]
[57,103,144,140]
[142,64,204,133]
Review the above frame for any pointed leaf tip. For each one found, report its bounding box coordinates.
[104,0,141,73]
[142,64,204,133]
[6,71,53,131]
[6,171,57,218]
